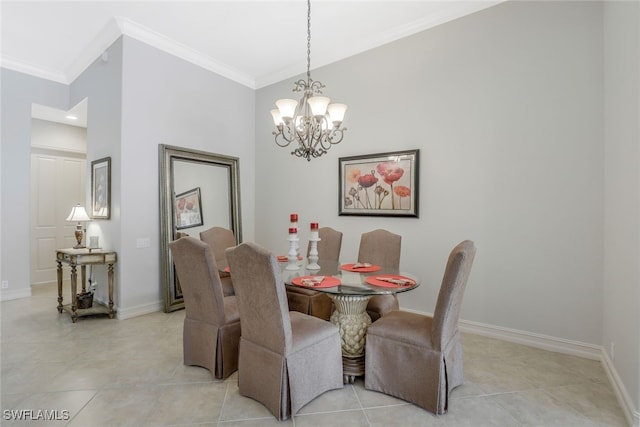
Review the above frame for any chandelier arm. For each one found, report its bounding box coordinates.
[274,133,293,148]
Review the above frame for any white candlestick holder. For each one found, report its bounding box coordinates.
[307,236,321,270]
[286,235,300,270]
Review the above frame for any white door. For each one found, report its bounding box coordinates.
[30,152,86,285]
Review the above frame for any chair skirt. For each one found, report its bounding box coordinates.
[365,314,464,414]
[286,287,333,321]
[183,317,240,380]
[365,295,399,321]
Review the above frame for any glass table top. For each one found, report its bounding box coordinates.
[280,259,420,296]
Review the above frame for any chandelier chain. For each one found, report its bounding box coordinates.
[306,0,311,82]
[271,0,347,161]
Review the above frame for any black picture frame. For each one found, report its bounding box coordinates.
[174,187,204,230]
[339,149,419,217]
[91,156,111,219]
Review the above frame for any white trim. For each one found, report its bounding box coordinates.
[3,3,506,89]
[0,55,67,84]
[66,18,122,85]
[115,17,255,89]
[115,300,162,320]
[403,307,638,426]
[602,350,640,427]
[403,307,602,359]
[254,1,505,88]
[0,287,32,302]
[458,318,602,360]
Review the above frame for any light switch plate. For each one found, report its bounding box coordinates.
[136,238,151,248]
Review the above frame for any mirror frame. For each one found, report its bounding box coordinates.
[159,144,242,312]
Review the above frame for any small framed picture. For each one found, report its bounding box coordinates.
[91,157,111,219]
[174,187,204,229]
[339,149,419,217]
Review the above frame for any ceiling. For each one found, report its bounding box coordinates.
[2,1,502,126]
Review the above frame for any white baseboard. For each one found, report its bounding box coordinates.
[602,350,640,427]
[458,318,602,360]
[403,309,638,427]
[0,287,32,301]
[114,300,163,320]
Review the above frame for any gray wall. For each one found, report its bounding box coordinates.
[257,0,603,344]
[1,0,638,419]
[68,37,124,307]
[116,36,255,315]
[1,69,69,299]
[70,35,255,316]
[603,0,640,415]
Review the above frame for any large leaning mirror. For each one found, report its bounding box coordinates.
[159,144,242,312]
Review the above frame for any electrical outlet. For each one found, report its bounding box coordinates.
[1,281,8,289]
[610,341,615,361]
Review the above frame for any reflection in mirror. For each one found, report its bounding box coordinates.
[159,145,241,312]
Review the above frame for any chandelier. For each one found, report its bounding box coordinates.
[270,0,347,161]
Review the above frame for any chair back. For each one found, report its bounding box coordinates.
[358,229,401,268]
[200,226,237,267]
[169,236,227,325]
[226,242,292,354]
[307,227,343,261]
[431,240,476,350]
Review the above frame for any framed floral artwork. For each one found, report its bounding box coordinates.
[91,156,111,219]
[339,149,419,217]
[174,187,204,229]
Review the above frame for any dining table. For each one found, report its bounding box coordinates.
[280,258,420,383]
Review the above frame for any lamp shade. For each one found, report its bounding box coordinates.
[270,109,283,126]
[327,103,347,124]
[307,96,330,117]
[276,98,298,119]
[66,205,90,222]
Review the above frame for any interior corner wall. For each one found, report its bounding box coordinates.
[69,37,124,310]
[603,0,640,418]
[0,68,69,300]
[255,0,604,345]
[115,36,255,315]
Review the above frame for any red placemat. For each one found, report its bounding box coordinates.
[365,275,416,288]
[291,276,341,288]
[341,263,381,272]
[277,255,303,262]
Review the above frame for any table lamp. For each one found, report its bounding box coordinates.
[66,204,90,248]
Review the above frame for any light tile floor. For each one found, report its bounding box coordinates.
[1,283,628,426]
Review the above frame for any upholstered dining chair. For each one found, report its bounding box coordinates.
[200,226,237,297]
[286,226,342,320]
[169,236,241,380]
[226,242,343,421]
[364,240,476,415]
[358,229,402,321]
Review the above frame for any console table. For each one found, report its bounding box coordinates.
[56,248,117,323]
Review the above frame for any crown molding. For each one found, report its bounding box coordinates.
[65,17,122,85]
[4,2,503,89]
[0,55,68,84]
[3,16,256,89]
[115,17,256,89]
[255,1,504,89]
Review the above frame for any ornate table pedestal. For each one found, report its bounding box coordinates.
[328,294,372,383]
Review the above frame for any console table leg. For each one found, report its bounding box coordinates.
[56,261,63,313]
[70,264,78,323]
[108,263,115,318]
[81,265,87,293]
